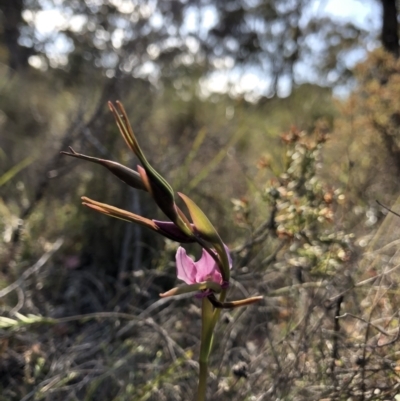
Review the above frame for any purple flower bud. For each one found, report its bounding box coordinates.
[153,220,195,243]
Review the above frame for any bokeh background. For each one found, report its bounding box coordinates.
[2,1,400,400]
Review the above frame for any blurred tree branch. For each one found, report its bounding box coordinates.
[381,0,399,57]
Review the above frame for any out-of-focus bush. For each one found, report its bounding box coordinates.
[323,49,400,224]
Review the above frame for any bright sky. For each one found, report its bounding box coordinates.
[202,0,382,99]
[26,0,382,99]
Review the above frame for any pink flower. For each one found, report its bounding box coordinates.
[176,246,232,285]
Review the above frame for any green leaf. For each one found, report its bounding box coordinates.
[0,155,35,187]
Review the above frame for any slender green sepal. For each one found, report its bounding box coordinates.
[82,197,158,228]
[109,101,174,199]
[178,192,230,281]
[61,148,146,191]
[176,205,195,234]
[108,101,147,162]
[137,165,153,194]
[82,197,194,243]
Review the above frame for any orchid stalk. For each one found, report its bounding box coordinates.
[62,101,262,400]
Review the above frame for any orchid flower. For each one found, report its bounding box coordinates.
[176,247,230,286]
[62,100,262,401]
[171,246,232,299]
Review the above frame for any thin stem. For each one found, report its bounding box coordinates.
[211,288,227,325]
[197,361,208,401]
[196,286,233,399]
[197,298,215,401]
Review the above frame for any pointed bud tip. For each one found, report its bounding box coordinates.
[159,289,177,298]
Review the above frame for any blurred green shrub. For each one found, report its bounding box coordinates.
[263,125,353,279]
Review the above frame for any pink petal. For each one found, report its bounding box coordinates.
[175,247,196,284]
[194,249,222,284]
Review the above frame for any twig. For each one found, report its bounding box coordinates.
[260,240,286,267]
[330,295,344,377]
[144,317,181,362]
[9,286,24,315]
[329,261,400,302]
[376,199,400,218]
[232,202,277,254]
[56,311,139,324]
[0,238,64,298]
[336,313,395,337]
[138,293,193,318]
[266,281,327,297]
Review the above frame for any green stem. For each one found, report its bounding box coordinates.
[196,288,229,400]
[197,297,215,401]
[211,288,227,325]
[197,361,208,401]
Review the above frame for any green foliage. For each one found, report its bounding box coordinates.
[4,30,400,399]
[264,126,353,277]
[323,49,400,211]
